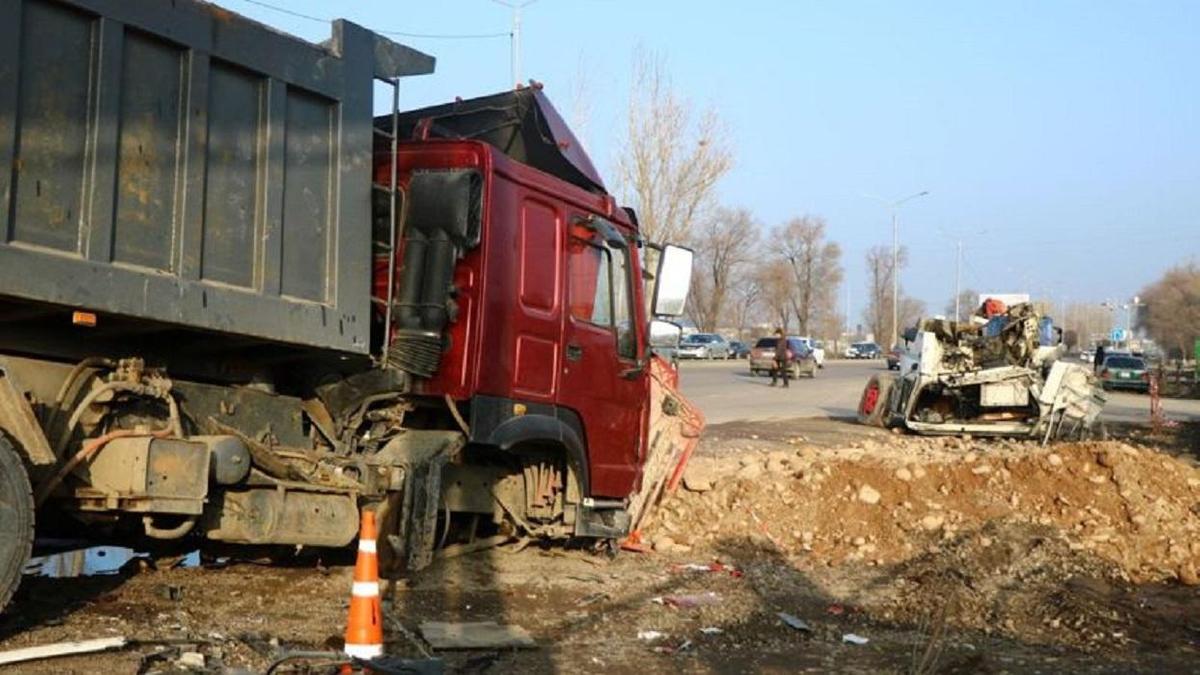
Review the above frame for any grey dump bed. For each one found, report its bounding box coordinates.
[0,0,433,354]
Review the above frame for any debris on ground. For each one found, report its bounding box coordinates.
[0,636,128,667]
[777,613,812,632]
[4,418,1200,673]
[418,622,535,650]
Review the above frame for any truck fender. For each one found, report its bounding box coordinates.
[486,414,589,497]
[0,366,56,473]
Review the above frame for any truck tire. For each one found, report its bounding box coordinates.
[0,433,34,614]
[857,373,897,427]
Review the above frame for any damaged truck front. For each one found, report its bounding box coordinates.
[0,0,702,613]
[858,303,1105,441]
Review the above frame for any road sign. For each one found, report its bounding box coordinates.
[1110,328,1126,343]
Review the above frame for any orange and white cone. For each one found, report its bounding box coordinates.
[344,510,384,661]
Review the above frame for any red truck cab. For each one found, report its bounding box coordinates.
[372,87,702,542]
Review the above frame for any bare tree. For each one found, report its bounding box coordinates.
[755,259,793,333]
[617,48,733,245]
[728,275,761,341]
[772,216,843,337]
[945,288,979,321]
[864,245,909,344]
[567,52,594,156]
[1059,302,1115,350]
[1140,262,1200,361]
[687,208,760,332]
[899,295,927,335]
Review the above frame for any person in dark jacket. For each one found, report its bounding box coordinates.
[1094,344,1106,375]
[770,329,791,388]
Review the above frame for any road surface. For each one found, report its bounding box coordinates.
[676,358,1200,426]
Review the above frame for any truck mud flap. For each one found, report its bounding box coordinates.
[372,431,465,575]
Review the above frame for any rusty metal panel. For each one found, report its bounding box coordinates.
[112,29,185,271]
[0,0,435,354]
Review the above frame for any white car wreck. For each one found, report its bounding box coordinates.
[857,303,1105,442]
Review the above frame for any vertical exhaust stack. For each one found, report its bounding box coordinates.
[385,170,483,378]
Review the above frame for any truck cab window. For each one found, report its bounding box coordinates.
[611,247,636,360]
[568,234,636,360]
[568,239,613,326]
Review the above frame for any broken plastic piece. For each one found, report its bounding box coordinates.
[842,633,869,645]
[663,592,720,608]
[777,612,812,632]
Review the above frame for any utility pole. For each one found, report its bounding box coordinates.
[954,239,963,322]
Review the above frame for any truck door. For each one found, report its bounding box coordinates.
[557,218,646,498]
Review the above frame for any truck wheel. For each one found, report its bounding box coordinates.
[857,374,896,427]
[0,434,34,614]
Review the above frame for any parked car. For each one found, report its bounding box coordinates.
[1100,354,1150,392]
[728,340,751,359]
[794,337,825,368]
[850,342,882,359]
[677,333,732,360]
[750,336,817,378]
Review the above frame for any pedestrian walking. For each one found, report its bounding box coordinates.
[770,329,791,388]
[1094,344,1106,375]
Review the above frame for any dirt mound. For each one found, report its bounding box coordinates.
[654,439,1200,584]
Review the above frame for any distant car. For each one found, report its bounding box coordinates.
[749,336,817,378]
[677,333,731,360]
[886,345,903,370]
[850,342,882,359]
[728,340,751,359]
[1099,354,1149,392]
[1080,350,1094,364]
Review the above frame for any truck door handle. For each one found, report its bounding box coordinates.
[566,343,583,361]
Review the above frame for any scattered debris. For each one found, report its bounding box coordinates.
[418,622,535,650]
[777,612,812,632]
[177,651,206,668]
[0,637,128,667]
[842,633,870,645]
[699,627,724,635]
[637,630,667,641]
[660,592,721,609]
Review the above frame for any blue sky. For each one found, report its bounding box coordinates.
[221,0,1199,325]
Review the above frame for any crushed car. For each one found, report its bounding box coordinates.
[857,302,1106,442]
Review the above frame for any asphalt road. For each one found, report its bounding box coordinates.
[676,358,1200,426]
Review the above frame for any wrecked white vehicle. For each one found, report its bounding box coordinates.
[857,303,1105,442]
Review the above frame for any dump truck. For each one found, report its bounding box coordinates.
[0,0,703,612]
[857,302,1105,440]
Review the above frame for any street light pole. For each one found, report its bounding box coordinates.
[865,190,928,347]
[891,211,899,346]
[954,239,963,322]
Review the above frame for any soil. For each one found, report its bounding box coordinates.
[2,418,1199,673]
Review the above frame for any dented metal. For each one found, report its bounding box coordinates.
[860,303,1105,441]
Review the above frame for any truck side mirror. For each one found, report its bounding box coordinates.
[649,320,683,348]
[652,244,693,317]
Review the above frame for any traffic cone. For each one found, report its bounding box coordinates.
[343,510,384,662]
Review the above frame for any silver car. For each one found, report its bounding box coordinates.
[677,333,732,359]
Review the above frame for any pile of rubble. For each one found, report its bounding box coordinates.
[656,438,1200,585]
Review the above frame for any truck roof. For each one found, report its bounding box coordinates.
[383,87,606,196]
